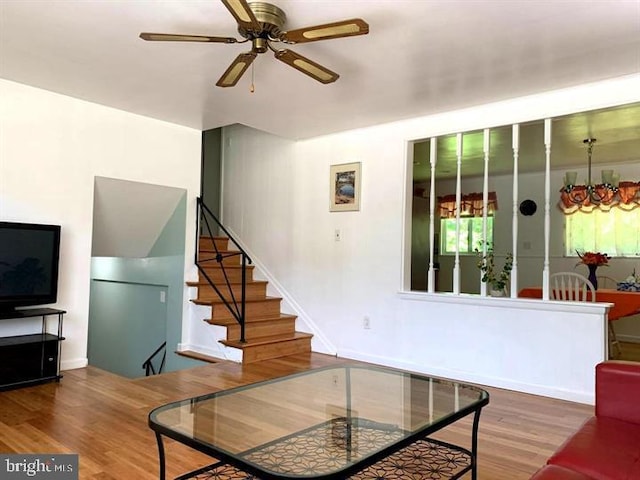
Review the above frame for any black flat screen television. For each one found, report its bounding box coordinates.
[0,221,61,314]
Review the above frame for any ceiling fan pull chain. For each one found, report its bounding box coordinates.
[250,62,255,93]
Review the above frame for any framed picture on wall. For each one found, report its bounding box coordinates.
[329,162,361,212]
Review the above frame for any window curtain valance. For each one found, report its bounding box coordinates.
[558,181,640,214]
[437,192,498,219]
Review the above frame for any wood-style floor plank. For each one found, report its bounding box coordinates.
[619,341,640,362]
[0,353,593,479]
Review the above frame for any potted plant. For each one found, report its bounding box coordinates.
[476,247,514,296]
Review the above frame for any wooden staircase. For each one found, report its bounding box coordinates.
[187,236,312,363]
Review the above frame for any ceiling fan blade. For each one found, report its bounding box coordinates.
[221,0,261,33]
[274,49,339,84]
[216,52,257,87]
[140,33,237,43]
[280,19,369,44]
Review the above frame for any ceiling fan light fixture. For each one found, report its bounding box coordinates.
[252,37,268,53]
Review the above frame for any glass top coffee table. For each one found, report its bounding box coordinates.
[149,364,489,480]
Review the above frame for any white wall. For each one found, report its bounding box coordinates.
[216,74,640,404]
[0,79,201,370]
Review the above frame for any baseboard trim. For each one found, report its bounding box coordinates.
[617,334,640,344]
[61,358,88,371]
[338,348,595,405]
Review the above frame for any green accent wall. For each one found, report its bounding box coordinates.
[88,280,167,378]
[89,192,202,376]
[201,128,222,232]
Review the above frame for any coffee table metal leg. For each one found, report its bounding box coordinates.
[155,432,166,480]
[470,408,483,480]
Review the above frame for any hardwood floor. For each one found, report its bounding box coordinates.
[619,341,640,362]
[0,353,593,479]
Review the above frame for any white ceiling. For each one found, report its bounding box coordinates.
[1,0,639,141]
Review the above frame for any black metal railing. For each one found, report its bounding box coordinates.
[142,341,166,376]
[196,197,252,343]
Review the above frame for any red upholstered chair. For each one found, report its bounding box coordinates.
[529,464,593,480]
[540,361,640,480]
[595,360,640,425]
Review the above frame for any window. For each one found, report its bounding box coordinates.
[441,216,494,254]
[565,208,640,256]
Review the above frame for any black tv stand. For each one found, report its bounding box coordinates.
[0,308,65,391]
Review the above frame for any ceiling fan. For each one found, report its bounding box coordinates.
[140,0,369,88]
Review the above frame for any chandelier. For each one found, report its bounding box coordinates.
[561,138,619,206]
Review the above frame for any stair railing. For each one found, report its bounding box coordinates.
[196,197,252,343]
[142,341,166,376]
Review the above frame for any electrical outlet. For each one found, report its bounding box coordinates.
[363,316,371,329]
[334,229,341,241]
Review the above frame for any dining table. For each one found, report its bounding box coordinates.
[518,287,640,321]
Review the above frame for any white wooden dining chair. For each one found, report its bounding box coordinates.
[550,272,595,301]
[550,272,622,358]
[597,275,618,289]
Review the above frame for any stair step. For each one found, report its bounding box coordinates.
[193,296,283,321]
[197,249,245,266]
[221,332,313,364]
[199,236,229,251]
[192,235,313,363]
[198,264,255,283]
[187,280,268,301]
[205,313,297,326]
[206,314,297,341]
[175,350,220,364]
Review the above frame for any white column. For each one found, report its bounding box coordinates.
[453,133,463,294]
[510,124,519,297]
[428,138,438,293]
[481,128,490,296]
[543,119,552,300]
